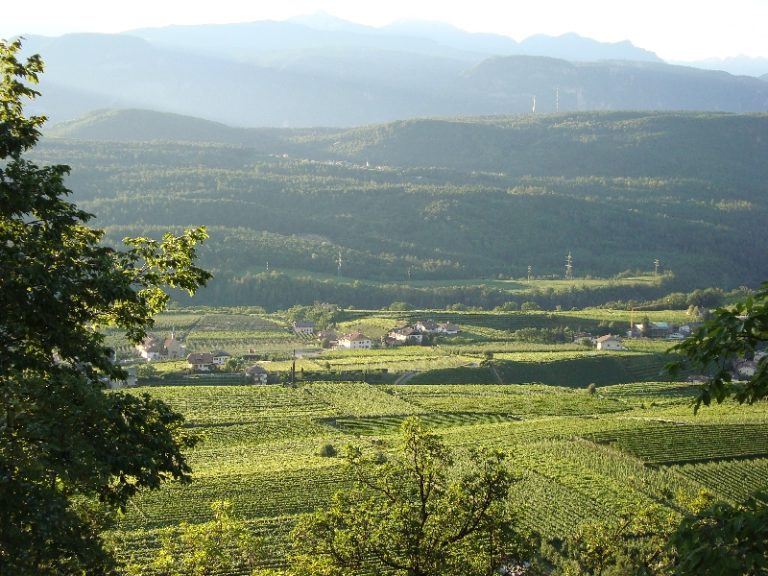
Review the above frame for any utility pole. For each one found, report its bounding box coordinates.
[654,258,660,276]
[527,265,533,283]
[337,250,342,277]
[565,252,573,280]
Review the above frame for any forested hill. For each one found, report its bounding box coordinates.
[39,111,768,308]
[49,109,768,183]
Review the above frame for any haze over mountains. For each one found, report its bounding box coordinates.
[18,14,768,128]
[19,15,768,306]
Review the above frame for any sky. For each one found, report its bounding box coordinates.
[2,0,767,62]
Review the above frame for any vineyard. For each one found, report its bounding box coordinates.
[100,305,768,573]
[109,377,768,571]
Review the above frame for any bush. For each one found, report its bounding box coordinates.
[318,443,337,457]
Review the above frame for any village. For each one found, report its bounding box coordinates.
[118,311,744,388]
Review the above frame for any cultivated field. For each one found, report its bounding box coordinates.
[107,307,768,572]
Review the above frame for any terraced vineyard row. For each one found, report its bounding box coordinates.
[329,412,520,436]
[497,353,671,386]
[117,465,348,532]
[674,458,768,501]
[387,383,629,416]
[109,515,297,572]
[114,380,768,571]
[302,381,422,417]
[586,422,768,465]
[141,385,337,423]
[402,366,499,385]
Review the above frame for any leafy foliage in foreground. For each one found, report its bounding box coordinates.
[291,418,536,576]
[669,281,768,409]
[122,501,262,576]
[0,39,210,574]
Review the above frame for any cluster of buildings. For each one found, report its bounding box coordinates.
[133,317,465,383]
[292,318,461,350]
[588,321,703,352]
[135,333,267,382]
[135,332,187,361]
[627,321,700,340]
[384,320,460,347]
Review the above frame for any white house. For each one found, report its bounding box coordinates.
[596,335,623,351]
[415,320,438,333]
[211,351,231,366]
[293,321,315,335]
[388,326,424,344]
[187,352,215,371]
[437,322,460,335]
[137,332,186,361]
[338,332,372,350]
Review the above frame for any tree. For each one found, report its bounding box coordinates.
[0,39,211,574]
[668,280,768,409]
[135,362,159,380]
[223,355,246,373]
[122,501,262,576]
[671,493,768,576]
[554,505,678,576]
[291,417,536,576]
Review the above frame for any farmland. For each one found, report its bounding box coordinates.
[106,306,768,572]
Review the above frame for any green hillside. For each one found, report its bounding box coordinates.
[39,111,768,308]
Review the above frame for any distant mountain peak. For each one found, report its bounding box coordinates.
[520,32,661,62]
[286,12,373,33]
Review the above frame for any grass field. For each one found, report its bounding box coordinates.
[279,269,667,293]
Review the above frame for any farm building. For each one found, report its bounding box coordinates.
[211,351,231,366]
[136,334,164,361]
[246,365,269,384]
[388,326,424,344]
[338,332,372,349]
[187,352,215,371]
[596,335,623,351]
[437,322,460,334]
[293,321,315,335]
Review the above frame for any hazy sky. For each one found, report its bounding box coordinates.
[2,0,767,62]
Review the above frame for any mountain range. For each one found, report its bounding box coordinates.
[15,15,768,128]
